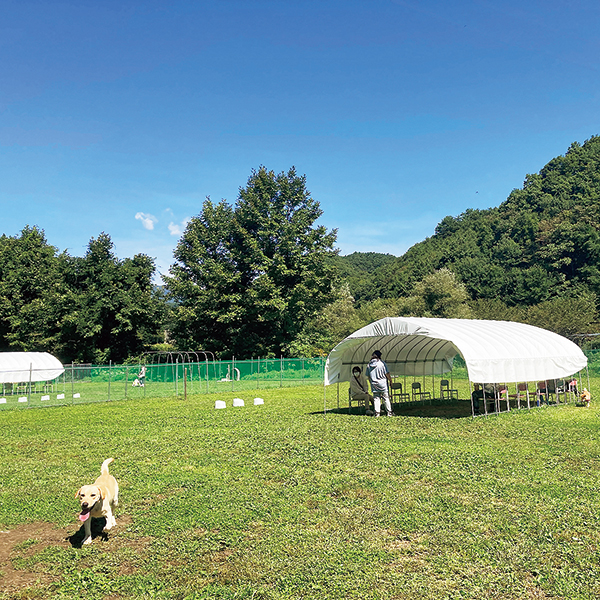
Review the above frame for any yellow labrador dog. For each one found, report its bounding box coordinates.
[75,458,119,545]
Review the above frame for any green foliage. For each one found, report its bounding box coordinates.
[290,270,473,356]
[406,268,473,318]
[0,226,68,353]
[333,252,397,300]
[471,294,598,339]
[167,167,339,358]
[338,136,600,336]
[285,284,364,357]
[0,227,164,363]
[59,233,166,363]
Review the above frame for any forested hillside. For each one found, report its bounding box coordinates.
[353,136,600,306]
[332,252,396,300]
[316,137,600,356]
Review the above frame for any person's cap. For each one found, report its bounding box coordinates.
[372,350,382,358]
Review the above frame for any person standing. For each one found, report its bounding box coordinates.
[366,350,393,417]
[138,365,146,387]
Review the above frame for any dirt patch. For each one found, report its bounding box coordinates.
[0,522,68,593]
[0,515,134,595]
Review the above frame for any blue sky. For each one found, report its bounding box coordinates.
[1,0,599,281]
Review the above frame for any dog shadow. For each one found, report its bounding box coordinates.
[67,517,109,548]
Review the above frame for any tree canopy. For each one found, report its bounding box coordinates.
[166,167,339,358]
[0,227,164,364]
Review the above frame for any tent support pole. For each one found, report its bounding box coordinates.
[469,378,475,417]
[586,366,590,398]
[483,387,488,417]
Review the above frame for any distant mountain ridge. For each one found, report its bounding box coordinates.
[338,136,600,309]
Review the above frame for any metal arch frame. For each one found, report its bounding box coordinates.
[140,350,217,394]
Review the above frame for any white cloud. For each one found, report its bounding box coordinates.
[135,212,158,231]
[168,222,181,236]
[168,217,190,236]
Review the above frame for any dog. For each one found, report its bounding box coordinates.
[75,458,119,545]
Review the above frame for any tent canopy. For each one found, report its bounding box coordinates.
[0,352,65,383]
[325,317,587,385]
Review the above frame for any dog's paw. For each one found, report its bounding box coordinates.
[82,537,92,545]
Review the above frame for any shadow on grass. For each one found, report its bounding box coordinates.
[314,400,476,419]
[67,517,109,548]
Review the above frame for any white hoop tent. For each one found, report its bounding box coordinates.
[0,352,65,383]
[325,317,587,411]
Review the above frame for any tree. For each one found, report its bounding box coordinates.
[526,294,597,339]
[0,226,67,353]
[167,167,339,358]
[405,268,473,318]
[286,284,364,357]
[60,233,163,363]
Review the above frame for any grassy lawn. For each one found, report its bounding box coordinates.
[1,383,599,599]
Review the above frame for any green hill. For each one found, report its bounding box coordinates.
[347,136,600,310]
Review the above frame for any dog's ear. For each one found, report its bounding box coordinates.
[75,488,81,499]
[97,486,105,500]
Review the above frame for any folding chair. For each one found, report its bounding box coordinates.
[411,382,431,403]
[440,379,458,400]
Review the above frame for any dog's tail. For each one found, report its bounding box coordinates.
[100,458,114,475]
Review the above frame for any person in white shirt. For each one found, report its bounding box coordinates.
[366,350,393,417]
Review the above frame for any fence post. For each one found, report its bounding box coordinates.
[71,363,75,404]
[108,360,112,401]
[28,363,32,406]
[184,368,187,401]
[232,356,235,392]
[257,357,260,390]
[176,358,179,396]
[206,357,209,394]
[280,356,283,388]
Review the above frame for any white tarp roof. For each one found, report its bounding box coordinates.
[325,317,588,385]
[0,352,65,383]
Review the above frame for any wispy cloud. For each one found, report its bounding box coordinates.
[135,212,158,231]
[168,217,190,237]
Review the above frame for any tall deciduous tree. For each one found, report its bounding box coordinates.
[0,226,67,352]
[167,167,339,357]
[60,233,164,364]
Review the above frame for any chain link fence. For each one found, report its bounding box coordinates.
[0,358,326,410]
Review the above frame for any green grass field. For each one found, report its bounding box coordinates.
[1,383,599,599]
